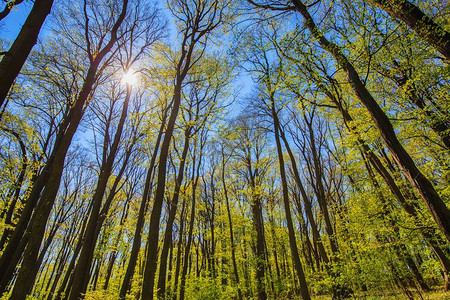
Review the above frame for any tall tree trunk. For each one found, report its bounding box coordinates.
[249,173,267,300]
[171,192,187,300]
[46,212,81,300]
[278,124,329,266]
[166,239,174,291]
[370,0,450,61]
[141,21,198,297]
[302,111,353,298]
[270,96,311,300]
[142,80,184,300]
[103,201,129,290]
[291,0,450,241]
[157,128,191,299]
[179,141,203,300]
[69,83,132,300]
[54,205,92,300]
[303,116,338,255]
[1,3,128,296]
[0,0,54,109]
[208,172,216,279]
[119,112,167,299]
[293,194,315,270]
[220,147,243,300]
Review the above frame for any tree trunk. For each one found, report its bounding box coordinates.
[291,0,450,241]
[141,21,198,297]
[141,79,185,300]
[221,147,242,300]
[370,0,450,61]
[249,175,267,300]
[278,124,329,266]
[103,201,129,290]
[119,112,166,299]
[271,96,311,300]
[324,82,450,292]
[68,83,132,300]
[179,145,202,300]
[54,206,91,300]
[0,0,54,109]
[157,128,191,299]
[171,194,187,300]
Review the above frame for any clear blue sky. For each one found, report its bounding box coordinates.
[0,1,251,116]
[0,1,32,42]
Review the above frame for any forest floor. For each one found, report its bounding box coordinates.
[312,288,449,299]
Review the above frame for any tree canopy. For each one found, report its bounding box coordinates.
[0,0,449,299]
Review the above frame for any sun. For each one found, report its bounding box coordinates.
[121,69,138,86]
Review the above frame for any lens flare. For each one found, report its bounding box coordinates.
[121,69,138,86]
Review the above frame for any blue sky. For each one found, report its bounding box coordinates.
[0,1,251,117]
[0,1,32,42]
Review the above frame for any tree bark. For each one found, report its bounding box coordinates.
[68,83,132,300]
[157,128,191,299]
[6,2,129,296]
[0,0,54,109]
[220,146,243,300]
[248,162,267,300]
[179,139,203,300]
[291,0,450,241]
[271,96,311,300]
[119,112,166,299]
[370,0,450,61]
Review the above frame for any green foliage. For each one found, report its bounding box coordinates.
[1,0,449,299]
[184,277,232,300]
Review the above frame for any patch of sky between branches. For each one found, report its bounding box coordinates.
[0,1,33,42]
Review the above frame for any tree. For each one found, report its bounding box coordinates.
[0,0,24,21]
[226,114,272,300]
[248,0,450,242]
[157,55,228,298]
[238,32,311,298]
[141,0,228,298]
[68,3,164,297]
[369,0,450,61]
[1,0,449,298]
[0,0,54,110]
[0,1,130,297]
